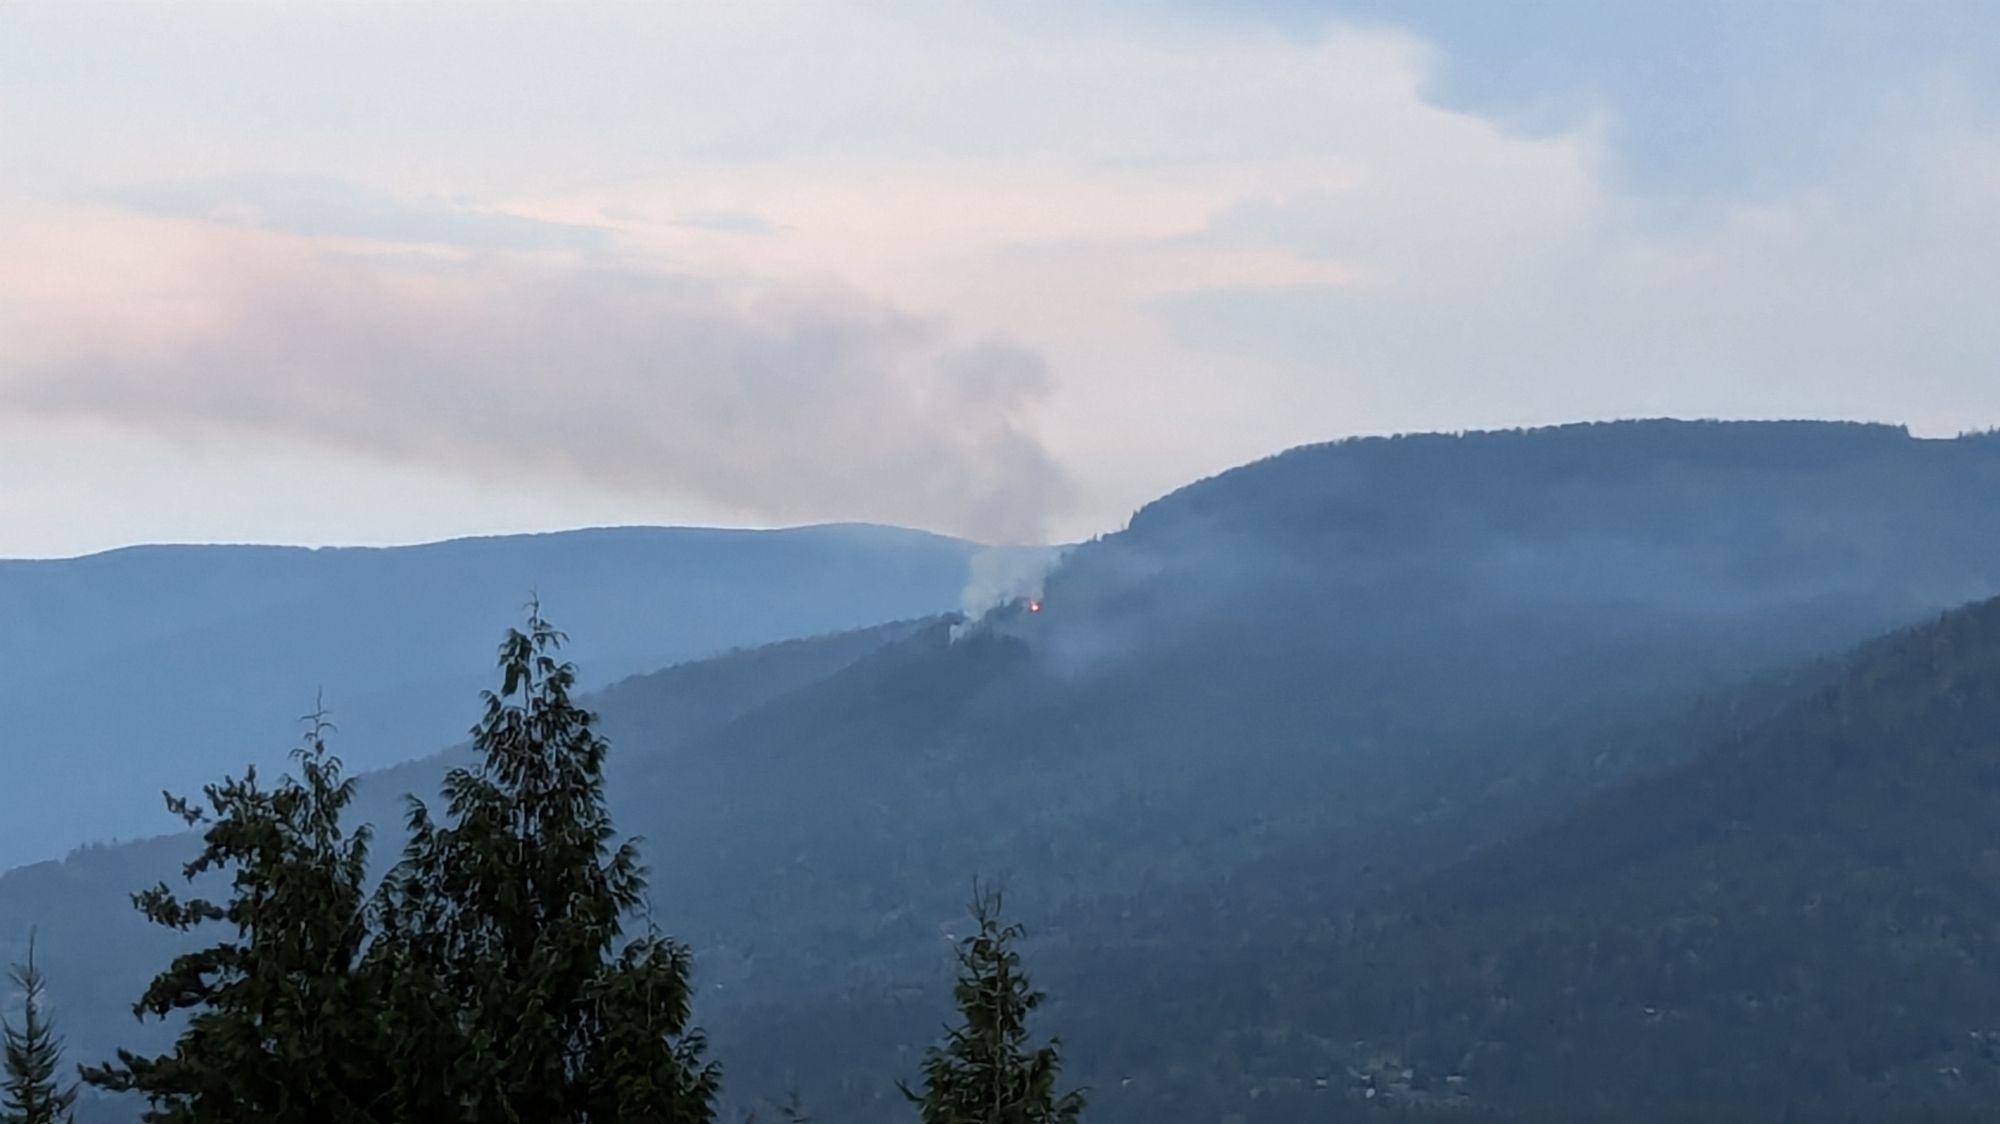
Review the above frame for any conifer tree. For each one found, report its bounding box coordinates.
[903,888,1085,1124]
[371,600,718,1123]
[80,708,382,1123]
[3,932,78,1124]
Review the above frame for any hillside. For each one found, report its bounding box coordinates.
[0,523,974,868]
[583,421,2000,1118]
[15,419,2000,1122]
[0,614,936,1118]
[1255,593,2000,1113]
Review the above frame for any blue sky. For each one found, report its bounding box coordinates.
[2,2,1997,555]
[1222,0,2000,193]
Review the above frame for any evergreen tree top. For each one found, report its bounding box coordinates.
[904,887,1085,1124]
[4,931,79,1124]
[373,599,718,1123]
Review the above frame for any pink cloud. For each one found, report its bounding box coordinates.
[0,211,1073,544]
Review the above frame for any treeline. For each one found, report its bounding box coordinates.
[0,604,1082,1124]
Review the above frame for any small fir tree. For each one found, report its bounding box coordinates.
[3,932,79,1124]
[903,888,1085,1124]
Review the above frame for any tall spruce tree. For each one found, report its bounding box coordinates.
[371,600,718,1123]
[3,932,78,1124]
[903,888,1085,1124]
[80,709,382,1123]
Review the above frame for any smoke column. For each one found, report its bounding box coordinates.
[950,545,1065,641]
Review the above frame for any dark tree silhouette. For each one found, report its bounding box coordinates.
[371,599,719,1122]
[79,707,380,1123]
[4,931,79,1124]
[903,887,1085,1124]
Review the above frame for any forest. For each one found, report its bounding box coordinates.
[10,421,2000,1121]
[4,604,1083,1123]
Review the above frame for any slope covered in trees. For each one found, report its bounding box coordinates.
[540,421,2000,1117]
[12,419,2000,1120]
[1259,592,2000,1112]
[65,607,729,1123]
[40,609,1073,1124]
[0,618,936,1108]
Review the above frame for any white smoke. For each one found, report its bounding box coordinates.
[949,544,1065,641]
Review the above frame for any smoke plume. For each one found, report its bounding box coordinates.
[0,218,1074,544]
[949,544,1066,640]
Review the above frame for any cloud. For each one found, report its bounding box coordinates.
[1173,0,2000,197]
[109,174,612,251]
[0,212,1072,544]
[1153,102,2000,437]
[678,210,776,237]
[5,3,2000,556]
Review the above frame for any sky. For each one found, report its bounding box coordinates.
[3,1,1999,557]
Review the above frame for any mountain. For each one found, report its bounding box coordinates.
[619,421,2000,1117]
[13,419,2000,1121]
[1254,592,2000,1114]
[0,523,976,868]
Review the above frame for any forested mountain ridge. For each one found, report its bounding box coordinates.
[1270,592,2000,1112]
[1087,420,2000,717]
[13,419,2000,1121]
[0,523,975,868]
[598,420,2000,1117]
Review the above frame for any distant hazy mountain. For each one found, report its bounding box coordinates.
[15,420,2000,1122]
[0,524,975,868]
